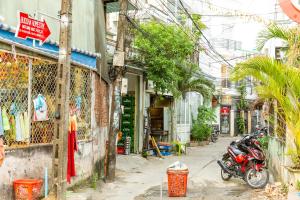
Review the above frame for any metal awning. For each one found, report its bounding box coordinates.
[0,24,98,70]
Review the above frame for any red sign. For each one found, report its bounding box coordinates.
[279,0,300,23]
[16,12,51,43]
[221,107,230,115]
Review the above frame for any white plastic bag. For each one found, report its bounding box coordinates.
[168,161,188,170]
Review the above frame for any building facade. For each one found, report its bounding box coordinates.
[0,1,109,199]
[105,0,200,148]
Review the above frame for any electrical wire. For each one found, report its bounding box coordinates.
[177,0,256,85]
[130,0,226,64]
[129,0,259,66]
[155,0,224,63]
[178,0,241,69]
[126,0,256,84]
[124,14,217,80]
[164,0,238,58]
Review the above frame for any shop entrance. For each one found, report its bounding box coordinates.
[220,106,230,134]
[118,74,140,154]
[148,95,171,142]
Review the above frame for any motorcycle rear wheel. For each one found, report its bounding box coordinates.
[245,168,269,189]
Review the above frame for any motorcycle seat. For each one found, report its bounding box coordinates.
[230,145,245,155]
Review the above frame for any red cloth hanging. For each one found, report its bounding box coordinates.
[67,115,78,184]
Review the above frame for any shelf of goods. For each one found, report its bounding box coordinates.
[119,95,135,153]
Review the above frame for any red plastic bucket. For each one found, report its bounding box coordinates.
[13,179,43,200]
[167,169,189,197]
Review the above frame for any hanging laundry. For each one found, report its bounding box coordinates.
[0,107,4,136]
[75,96,82,111]
[75,96,82,117]
[33,94,49,122]
[67,114,78,184]
[2,107,10,131]
[15,113,23,142]
[20,113,26,141]
[23,112,30,141]
[9,116,16,141]
[9,102,17,116]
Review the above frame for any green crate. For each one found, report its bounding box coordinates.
[123,107,135,114]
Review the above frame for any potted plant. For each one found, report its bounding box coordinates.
[172,140,186,156]
[190,106,216,146]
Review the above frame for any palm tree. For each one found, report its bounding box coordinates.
[177,63,215,101]
[231,56,300,154]
[257,24,300,67]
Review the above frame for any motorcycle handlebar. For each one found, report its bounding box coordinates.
[233,134,260,146]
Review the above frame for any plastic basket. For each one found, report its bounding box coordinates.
[167,169,188,197]
[158,145,172,151]
[161,151,171,156]
[13,179,43,200]
[117,146,125,154]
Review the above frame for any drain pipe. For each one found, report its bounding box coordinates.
[44,167,48,198]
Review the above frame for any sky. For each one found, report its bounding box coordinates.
[185,0,280,51]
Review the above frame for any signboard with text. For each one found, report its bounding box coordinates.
[221,107,230,115]
[16,12,51,43]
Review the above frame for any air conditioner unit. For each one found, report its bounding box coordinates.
[147,80,154,90]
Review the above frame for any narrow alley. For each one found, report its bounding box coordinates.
[2,0,300,199]
[67,137,275,200]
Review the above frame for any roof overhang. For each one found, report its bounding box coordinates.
[0,23,98,70]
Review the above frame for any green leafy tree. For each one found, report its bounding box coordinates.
[236,116,245,135]
[179,14,206,37]
[237,82,248,110]
[236,81,248,134]
[134,21,214,98]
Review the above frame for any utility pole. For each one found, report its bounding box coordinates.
[51,0,72,199]
[107,0,128,181]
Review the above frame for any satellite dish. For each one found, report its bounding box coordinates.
[279,0,300,23]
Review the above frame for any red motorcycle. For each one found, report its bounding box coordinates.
[217,135,269,188]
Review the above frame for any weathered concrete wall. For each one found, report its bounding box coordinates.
[0,134,108,200]
[0,73,110,199]
[0,145,52,200]
[268,128,298,184]
[268,138,287,182]
[94,74,109,160]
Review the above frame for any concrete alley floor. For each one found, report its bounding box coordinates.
[67,137,274,200]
